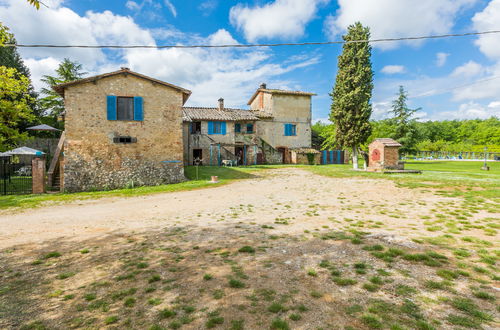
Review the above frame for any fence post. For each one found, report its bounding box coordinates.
[32,157,46,194]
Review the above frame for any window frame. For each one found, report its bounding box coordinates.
[116,96,135,121]
[235,123,242,133]
[246,123,254,134]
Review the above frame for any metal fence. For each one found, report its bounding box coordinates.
[0,158,32,195]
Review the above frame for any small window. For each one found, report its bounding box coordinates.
[117,97,134,121]
[213,122,222,134]
[284,124,297,136]
[113,136,136,144]
[235,123,241,133]
[246,123,254,133]
[191,121,201,134]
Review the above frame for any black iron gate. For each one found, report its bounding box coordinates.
[0,158,32,195]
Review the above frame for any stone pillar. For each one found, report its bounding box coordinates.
[32,157,46,194]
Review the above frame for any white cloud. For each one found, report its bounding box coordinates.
[431,101,500,120]
[126,1,141,11]
[163,0,177,18]
[436,52,450,67]
[0,0,319,107]
[451,61,485,77]
[381,65,405,74]
[472,0,500,60]
[325,0,477,49]
[198,0,218,16]
[230,0,329,42]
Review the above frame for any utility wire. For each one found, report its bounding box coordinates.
[3,30,500,49]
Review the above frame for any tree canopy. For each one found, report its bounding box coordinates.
[329,22,374,169]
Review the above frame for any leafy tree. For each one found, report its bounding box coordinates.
[0,66,35,150]
[0,30,39,118]
[329,22,374,169]
[389,86,420,154]
[40,58,86,120]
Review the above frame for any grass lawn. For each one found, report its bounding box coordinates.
[308,161,500,202]
[0,166,272,210]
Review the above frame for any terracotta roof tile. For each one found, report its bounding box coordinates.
[182,107,260,122]
[372,138,402,147]
[248,88,316,105]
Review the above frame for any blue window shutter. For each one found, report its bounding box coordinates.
[133,96,143,121]
[106,95,117,120]
[284,124,288,136]
[208,121,214,135]
[221,122,227,135]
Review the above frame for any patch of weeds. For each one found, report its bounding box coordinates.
[377,269,391,276]
[436,269,459,281]
[424,280,452,290]
[401,299,423,319]
[230,319,244,330]
[136,262,149,269]
[310,290,323,298]
[124,297,136,307]
[159,308,177,319]
[111,288,137,301]
[447,314,481,328]
[268,302,285,313]
[363,283,380,292]
[169,321,182,329]
[56,272,76,280]
[473,291,495,300]
[148,274,161,283]
[213,289,224,299]
[80,249,90,254]
[319,260,331,268]
[145,287,156,293]
[104,316,118,325]
[148,298,162,306]
[20,321,48,330]
[369,276,383,285]
[270,318,290,330]
[449,297,492,320]
[351,237,363,244]
[238,246,255,253]
[206,312,224,328]
[63,294,75,300]
[87,299,109,312]
[360,314,383,329]
[346,304,364,315]
[332,277,357,286]
[289,313,301,321]
[182,305,196,314]
[395,285,417,296]
[453,248,471,258]
[203,274,213,280]
[362,244,384,251]
[84,293,96,301]
[229,278,245,288]
[307,269,317,276]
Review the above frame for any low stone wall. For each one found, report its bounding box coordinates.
[64,155,184,192]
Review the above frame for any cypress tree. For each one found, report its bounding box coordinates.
[329,22,374,169]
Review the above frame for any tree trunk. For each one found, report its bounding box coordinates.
[362,149,368,170]
[352,146,358,170]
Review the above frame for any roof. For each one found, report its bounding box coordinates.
[250,110,274,119]
[27,124,60,131]
[247,88,317,105]
[53,68,192,104]
[3,146,45,156]
[372,138,402,147]
[183,107,260,122]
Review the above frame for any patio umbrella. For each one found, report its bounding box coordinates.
[3,146,45,156]
[27,124,60,131]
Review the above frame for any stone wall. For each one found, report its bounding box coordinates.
[292,152,321,165]
[368,141,402,171]
[63,73,185,192]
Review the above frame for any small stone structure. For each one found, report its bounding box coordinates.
[368,138,403,172]
[291,148,321,165]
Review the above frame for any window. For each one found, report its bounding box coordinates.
[191,121,201,134]
[117,97,134,120]
[246,123,254,133]
[284,123,297,136]
[235,123,241,133]
[106,95,143,121]
[113,136,136,144]
[208,121,226,135]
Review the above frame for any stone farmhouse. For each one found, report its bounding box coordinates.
[52,68,316,192]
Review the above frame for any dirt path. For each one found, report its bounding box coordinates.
[0,168,462,249]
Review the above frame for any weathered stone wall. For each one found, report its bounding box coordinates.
[384,147,400,169]
[292,152,321,165]
[368,141,401,171]
[251,93,313,151]
[63,73,185,192]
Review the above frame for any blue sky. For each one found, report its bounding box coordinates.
[1,0,500,121]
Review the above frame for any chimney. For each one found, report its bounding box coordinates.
[260,83,267,89]
[218,98,224,110]
[121,67,130,71]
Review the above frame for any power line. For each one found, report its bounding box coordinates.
[3,30,500,49]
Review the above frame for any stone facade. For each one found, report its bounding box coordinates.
[58,69,190,192]
[368,138,403,172]
[291,149,321,165]
[31,157,46,194]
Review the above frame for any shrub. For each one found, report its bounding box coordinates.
[270,318,290,330]
[238,246,255,253]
